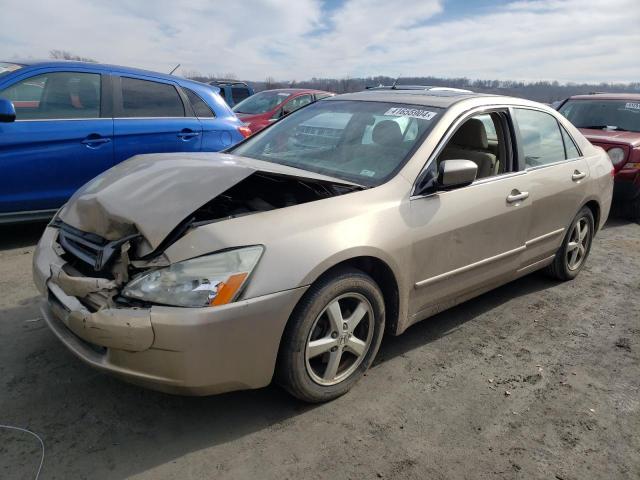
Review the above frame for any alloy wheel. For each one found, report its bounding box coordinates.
[566,216,590,271]
[304,293,374,386]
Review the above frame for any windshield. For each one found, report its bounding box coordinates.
[0,62,23,80]
[230,100,442,186]
[233,90,291,114]
[559,99,640,132]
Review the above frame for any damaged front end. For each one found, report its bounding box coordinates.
[36,157,362,353]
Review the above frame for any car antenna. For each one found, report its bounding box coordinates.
[169,64,181,75]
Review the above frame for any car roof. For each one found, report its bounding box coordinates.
[259,88,330,94]
[366,85,473,93]
[209,80,250,86]
[568,93,640,101]
[6,59,204,87]
[326,89,490,108]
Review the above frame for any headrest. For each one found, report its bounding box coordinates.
[76,79,99,110]
[451,118,488,150]
[372,120,403,147]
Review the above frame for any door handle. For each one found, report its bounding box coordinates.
[177,129,200,139]
[506,190,529,204]
[572,170,587,181]
[81,135,111,148]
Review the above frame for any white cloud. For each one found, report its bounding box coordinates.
[0,0,638,82]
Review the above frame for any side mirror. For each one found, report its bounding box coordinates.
[438,159,477,189]
[0,98,16,123]
[281,108,292,117]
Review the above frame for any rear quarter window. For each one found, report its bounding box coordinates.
[184,88,215,118]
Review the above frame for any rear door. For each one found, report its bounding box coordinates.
[0,69,114,215]
[112,75,202,164]
[512,107,590,268]
[182,87,235,150]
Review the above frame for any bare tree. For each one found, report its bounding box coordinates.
[49,50,97,63]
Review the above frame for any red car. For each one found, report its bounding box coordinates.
[558,93,640,219]
[232,88,334,135]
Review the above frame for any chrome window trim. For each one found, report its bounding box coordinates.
[15,116,200,122]
[14,118,110,122]
[409,170,528,201]
[113,116,198,120]
[410,103,516,198]
[524,156,583,172]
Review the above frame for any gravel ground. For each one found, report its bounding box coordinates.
[0,218,638,480]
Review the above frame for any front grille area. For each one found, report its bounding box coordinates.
[55,221,139,275]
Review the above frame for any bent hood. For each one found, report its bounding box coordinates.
[59,152,358,250]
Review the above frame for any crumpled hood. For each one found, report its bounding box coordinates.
[59,152,356,250]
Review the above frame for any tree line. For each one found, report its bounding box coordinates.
[186,73,640,103]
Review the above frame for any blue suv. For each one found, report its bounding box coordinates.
[0,60,249,223]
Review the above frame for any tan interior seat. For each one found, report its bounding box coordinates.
[438,118,497,179]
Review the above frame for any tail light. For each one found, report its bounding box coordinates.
[237,125,252,138]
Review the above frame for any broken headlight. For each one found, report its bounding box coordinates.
[122,246,263,307]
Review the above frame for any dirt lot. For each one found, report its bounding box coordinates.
[0,218,638,480]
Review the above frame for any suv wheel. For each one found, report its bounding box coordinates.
[278,267,385,403]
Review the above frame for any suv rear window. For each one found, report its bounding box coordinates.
[232,87,251,104]
[119,77,185,118]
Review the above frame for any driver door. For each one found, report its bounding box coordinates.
[408,109,532,324]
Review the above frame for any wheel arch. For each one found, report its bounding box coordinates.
[298,249,407,336]
[582,198,601,231]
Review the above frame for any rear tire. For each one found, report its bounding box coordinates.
[545,207,594,281]
[277,267,385,403]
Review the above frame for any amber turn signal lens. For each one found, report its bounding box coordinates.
[210,273,249,306]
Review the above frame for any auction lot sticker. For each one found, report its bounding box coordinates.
[384,107,438,120]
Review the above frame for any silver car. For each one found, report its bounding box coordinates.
[33,90,613,402]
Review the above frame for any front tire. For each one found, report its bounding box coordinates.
[545,207,594,281]
[277,267,385,403]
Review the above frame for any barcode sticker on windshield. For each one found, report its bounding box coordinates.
[384,107,438,120]
[625,102,640,111]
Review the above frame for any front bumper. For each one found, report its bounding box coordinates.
[34,227,308,395]
[613,171,640,202]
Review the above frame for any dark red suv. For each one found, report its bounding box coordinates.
[558,93,640,219]
[232,88,333,135]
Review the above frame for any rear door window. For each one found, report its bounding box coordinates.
[118,77,184,117]
[0,72,101,120]
[285,94,313,113]
[514,108,566,168]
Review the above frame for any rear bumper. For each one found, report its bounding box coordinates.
[34,227,308,395]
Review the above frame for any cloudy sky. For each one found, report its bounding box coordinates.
[1,0,639,83]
